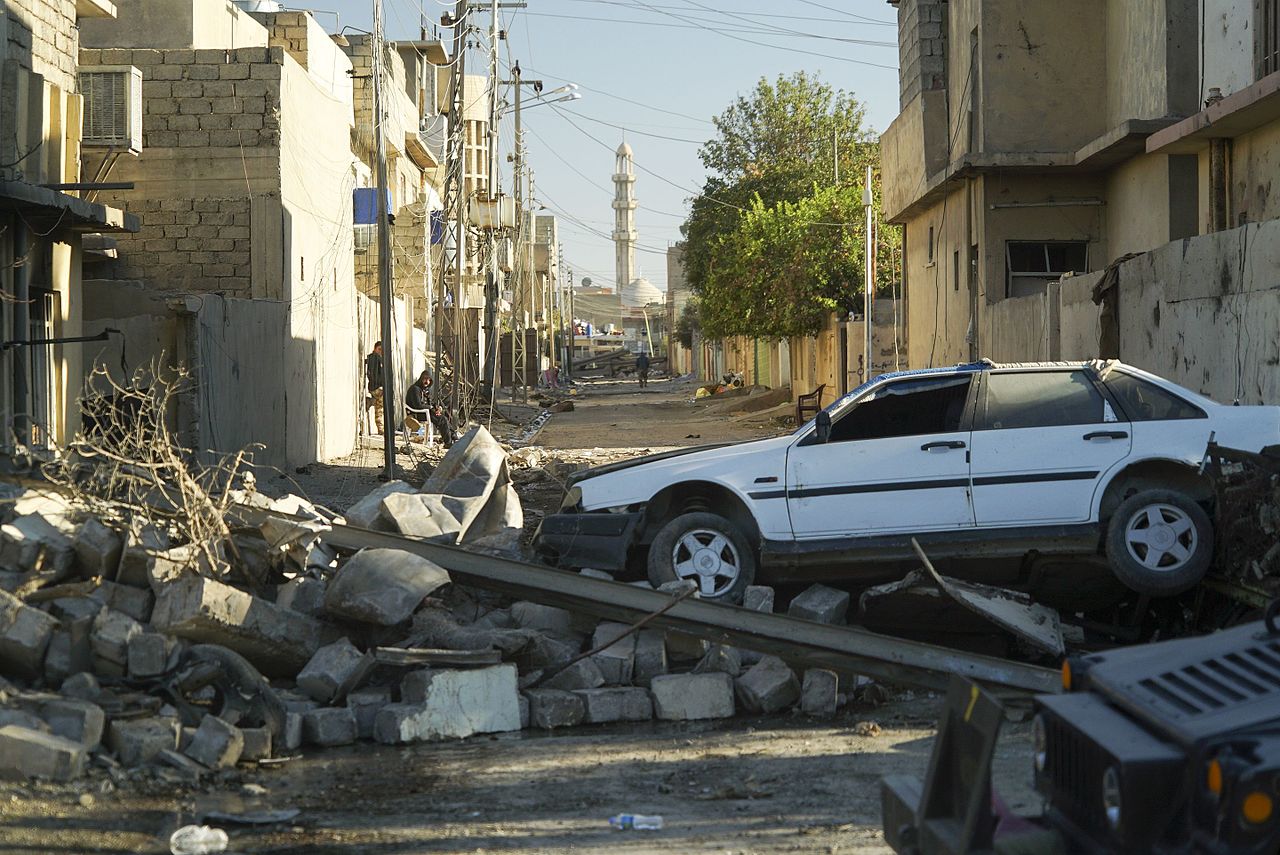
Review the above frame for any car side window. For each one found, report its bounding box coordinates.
[1103,372,1206,421]
[827,376,972,443]
[980,371,1106,430]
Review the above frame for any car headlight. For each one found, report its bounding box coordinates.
[1242,790,1274,826]
[1102,766,1122,830]
[1032,715,1047,773]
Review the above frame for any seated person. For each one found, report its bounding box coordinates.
[404,370,455,447]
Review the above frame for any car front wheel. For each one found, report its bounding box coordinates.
[646,511,755,603]
[1105,489,1213,596]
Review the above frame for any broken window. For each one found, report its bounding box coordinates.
[1005,241,1089,298]
[980,371,1106,431]
[828,375,972,443]
[1103,372,1206,421]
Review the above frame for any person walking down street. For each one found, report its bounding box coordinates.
[365,341,384,435]
[635,351,651,388]
[405,370,455,447]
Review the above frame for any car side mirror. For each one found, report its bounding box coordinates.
[814,411,831,444]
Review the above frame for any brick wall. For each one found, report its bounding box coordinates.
[109,195,254,294]
[897,0,947,110]
[258,11,308,70]
[4,0,78,92]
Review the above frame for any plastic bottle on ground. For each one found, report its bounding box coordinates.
[169,824,229,855]
[608,813,664,830]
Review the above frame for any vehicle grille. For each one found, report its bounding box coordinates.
[1135,641,1280,718]
[1043,712,1110,836]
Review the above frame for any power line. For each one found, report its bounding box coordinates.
[515,9,896,46]
[562,0,895,27]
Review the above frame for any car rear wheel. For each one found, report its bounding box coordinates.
[647,511,755,603]
[1105,489,1213,596]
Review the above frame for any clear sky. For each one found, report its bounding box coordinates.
[322,0,901,291]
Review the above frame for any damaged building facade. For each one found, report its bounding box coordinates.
[1,0,138,449]
[71,0,454,469]
[882,0,1280,403]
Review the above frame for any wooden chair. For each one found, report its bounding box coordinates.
[795,383,826,425]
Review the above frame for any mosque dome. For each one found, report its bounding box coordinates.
[622,277,663,307]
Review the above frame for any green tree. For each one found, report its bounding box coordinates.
[680,72,896,340]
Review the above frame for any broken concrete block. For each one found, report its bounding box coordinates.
[801,669,839,718]
[345,480,415,529]
[157,748,206,783]
[115,527,169,589]
[0,725,86,780]
[324,548,449,626]
[107,716,180,766]
[150,575,323,676]
[296,638,365,703]
[347,687,392,739]
[399,669,435,704]
[60,672,100,701]
[374,665,521,743]
[743,585,775,613]
[633,630,668,687]
[518,693,530,729]
[303,707,357,747]
[657,580,699,597]
[523,688,585,729]
[0,588,59,678]
[0,514,74,574]
[43,631,74,685]
[542,657,606,692]
[73,517,122,578]
[185,715,244,769]
[735,655,801,714]
[0,570,20,592]
[0,709,49,733]
[276,576,326,616]
[127,632,176,678]
[650,672,735,720]
[278,689,320,714]
[282,712,303,751]
[35,698,104,748]
[89,581,153,623]
[517,634,577,672]
[240,726,272,761]
[590,622,636,686]
[510,602,576,635]
[573,687,653,723]
[787,584,850,625]
[664,630,708,662]
[47,597,104,624]
[693,644,742,677]
[90,608,143,670]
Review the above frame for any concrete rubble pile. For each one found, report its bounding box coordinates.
[0,425,859,787]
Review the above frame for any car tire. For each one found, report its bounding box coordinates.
[1105,489,1213,596]
[647,511,755,604]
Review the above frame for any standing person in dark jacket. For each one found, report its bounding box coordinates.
[365,341,384,435]
[635,350,651,388]
[405,370,455,447]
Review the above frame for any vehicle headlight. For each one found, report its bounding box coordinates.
[1242,790,1274,826]
[1102,766,1122,830]
[1032,715,1047,773]
[1206,758,1223,801]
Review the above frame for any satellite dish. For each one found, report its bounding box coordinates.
[581,276,593,288]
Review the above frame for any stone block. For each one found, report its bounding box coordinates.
[347,687,392,739]
[693,644,742,677]
[344,481,416,529]
[510,602,574,635]
[115,527,168,588]
[523,688,584,729]
[0,514,73,574]
[303,707,357,747]
[787,584,849,625]
[801,669,839,718]
[90,608,142,669]
[735,656,801,714]
[519,693,530,728]
[633,630,667,687]
[573,687,653,723]
[35,698,104,748]
[0,588,58,677]
[282,712,303,751]
[296,638,365,703]
[240,726,272,761]
[194,48,228,64]
[185,715,244,769]
[373,665,521,743]
[0,709,49,732]
[72,518,122,578]
[542,657,605,692]
[107,716,180,766]
[589,622,636,686]
[89,581,153,623]
[150,575,323,676]
[0,726,86,781]
[743,585,775,613]
[43,631,74,685]
[127,632,176,678]
[650,672,735,720]
[323,549,449,626]
[664,629,708,662]
[516,634,576,672]
[60,672,100,701]
[219,64,250,79]
[275,577,326,616]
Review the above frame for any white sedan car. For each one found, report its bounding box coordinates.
[533,361,1278,603]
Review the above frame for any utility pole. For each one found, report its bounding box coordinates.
[372,0,397,480]
[508,62,529,402]
[863,163,874,383]
[481,0,500,397]
[437,0,468,420]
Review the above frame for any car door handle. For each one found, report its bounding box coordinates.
[921,440,966,451]
[1083,431,1128,441]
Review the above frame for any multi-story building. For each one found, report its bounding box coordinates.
[882,0,1280,403]
[1,0,138,448]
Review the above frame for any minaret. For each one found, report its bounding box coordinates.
[612,141,637,291]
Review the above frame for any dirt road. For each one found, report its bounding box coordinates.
[0,379,1039,854]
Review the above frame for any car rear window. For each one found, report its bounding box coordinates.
[1103,372,1206,421]
[980,371,1105,430]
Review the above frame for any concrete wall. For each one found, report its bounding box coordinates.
[80,0,267,51]
[1202,0,1254,101]
[1228,117,1280,225]
[3,0,78,91]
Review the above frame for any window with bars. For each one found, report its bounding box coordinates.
[1260,0,1280,79]
[1005,241,1089,298]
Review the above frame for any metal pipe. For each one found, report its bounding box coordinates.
[988,200,1106,209]
[1208,138,1229,232]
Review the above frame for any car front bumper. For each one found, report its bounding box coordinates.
[532,511,642,573]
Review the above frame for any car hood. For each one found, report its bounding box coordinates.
[570,434,793,490]
[567,443,736,486]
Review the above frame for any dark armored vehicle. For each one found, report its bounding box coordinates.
[882,602,1280,854]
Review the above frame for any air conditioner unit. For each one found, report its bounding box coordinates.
[80,66,143,154]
